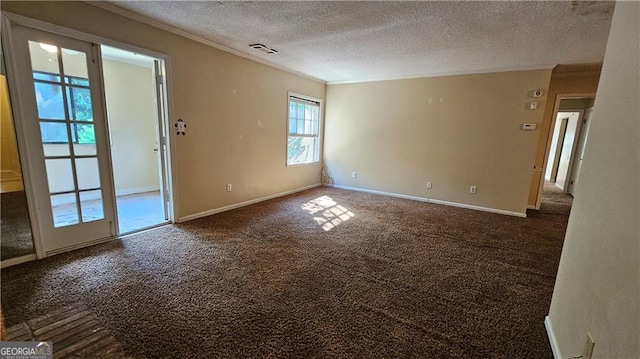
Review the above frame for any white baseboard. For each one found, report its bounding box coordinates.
[1,253,37,268]
[116,186,160,196]
[545,316,562,359]
[45,236,115,257]
[178,183,322,222]
[332,184,527,218]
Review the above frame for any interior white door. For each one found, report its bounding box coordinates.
[546,115,568,181]
[10,25,116,255]
[555,112,580,191]
[568,108,593,195]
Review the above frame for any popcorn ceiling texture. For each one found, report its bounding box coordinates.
[109,1,614,83]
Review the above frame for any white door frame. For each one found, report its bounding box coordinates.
[1,12,178,259]
[535,93,596,209]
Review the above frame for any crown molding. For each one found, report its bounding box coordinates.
[86,2,327,84]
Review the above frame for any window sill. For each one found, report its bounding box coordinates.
[286,161,321,168]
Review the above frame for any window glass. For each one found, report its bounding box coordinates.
[287,94,321,165]
[34,82,65,120]
[34,70,94,144]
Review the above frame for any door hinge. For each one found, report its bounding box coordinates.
[156,74,163,85]
[91,44,98,63]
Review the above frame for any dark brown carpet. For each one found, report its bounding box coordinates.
[539,181,574,215]
[1,190,35,261]
[1,187,568,358]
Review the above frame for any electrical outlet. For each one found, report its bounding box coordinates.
[470,185,477,194]
[582,333,595,359]
[351,171,357,179]
[226,184,232,192]
[427,181,433,189]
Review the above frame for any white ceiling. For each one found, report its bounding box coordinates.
[103,1,614,84]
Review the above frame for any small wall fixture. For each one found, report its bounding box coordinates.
[528,89,543,98]
[249,43,278,55]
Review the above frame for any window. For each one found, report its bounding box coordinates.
[34,71,95,144]
[287,93,321,165]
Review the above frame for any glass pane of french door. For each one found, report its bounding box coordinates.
[10,25,116,255]
[29,40,106,228]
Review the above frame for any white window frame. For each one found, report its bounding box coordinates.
[286,91,323,166]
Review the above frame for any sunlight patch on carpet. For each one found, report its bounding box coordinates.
[302,195,355,231]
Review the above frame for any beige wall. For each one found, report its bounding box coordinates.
[0,75,21,175]
[325,70,551,215]
[0,74,24,192]
[103,59,159,195]
[527,71,600,206]
[558,98,594,111]
[548,2,639,358]
[1,1,326,219]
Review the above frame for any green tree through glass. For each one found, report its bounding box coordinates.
[69,85,95,144]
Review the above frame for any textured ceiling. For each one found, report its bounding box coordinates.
[104,1,614,83]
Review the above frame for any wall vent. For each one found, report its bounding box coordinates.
[249,43,278,55]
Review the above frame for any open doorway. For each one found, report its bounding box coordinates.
[101,45,171,233]
[539,96,595,213]
[546,111,583,190]
[1,42,36,265]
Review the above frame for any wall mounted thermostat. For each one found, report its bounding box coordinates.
[528,102,538,110]
[521,123,537,131]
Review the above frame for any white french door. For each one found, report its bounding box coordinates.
[9,25,116,255]
[153,60,171,222]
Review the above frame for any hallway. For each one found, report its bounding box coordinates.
[540,181,574,215]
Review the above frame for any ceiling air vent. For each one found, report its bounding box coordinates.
[249,43,278,55]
